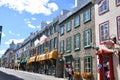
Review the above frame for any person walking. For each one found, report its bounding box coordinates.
[68,65,73,80]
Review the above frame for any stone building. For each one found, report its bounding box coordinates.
[58,0,97,80]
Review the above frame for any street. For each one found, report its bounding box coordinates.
[0,67,66,80]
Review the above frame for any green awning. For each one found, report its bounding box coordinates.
[20,58,27,64]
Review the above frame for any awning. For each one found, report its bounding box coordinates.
[27,56,36,64]
[41,54,47,61]
[96,45,114,55]
[20,58,27,64]
[36,55,41,62]
[48,50,57,59]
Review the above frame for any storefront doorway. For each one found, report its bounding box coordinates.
[98,54,114,80]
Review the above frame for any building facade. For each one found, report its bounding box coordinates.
[95,0,120,80]
[58,0,97,80]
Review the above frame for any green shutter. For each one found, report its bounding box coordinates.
[74,35,76,50]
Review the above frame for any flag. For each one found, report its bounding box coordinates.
[34,39,39,46]
[39,35,47,45]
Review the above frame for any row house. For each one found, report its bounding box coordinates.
[58,0,97,80]
[95,0,120,80]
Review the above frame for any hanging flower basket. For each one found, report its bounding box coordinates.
[81,72,93,79]
[74,72,81,78]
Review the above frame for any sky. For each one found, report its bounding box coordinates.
[0,0,75,58]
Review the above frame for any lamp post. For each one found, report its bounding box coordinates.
[0,26,2,44]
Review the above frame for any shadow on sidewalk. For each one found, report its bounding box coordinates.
[0,71,24,80]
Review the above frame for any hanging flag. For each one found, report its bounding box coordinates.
[34,39,39,46]
[39,35,47,45]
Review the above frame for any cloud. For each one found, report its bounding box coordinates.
[31,18,36,20]
[0,0,59,15]
[5,38,24,45]
[0,49,5,55]
[2,32,5,37]
[28,23,36,29]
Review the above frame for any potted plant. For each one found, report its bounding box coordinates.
[74,72,81,78]
[81,72,93,80]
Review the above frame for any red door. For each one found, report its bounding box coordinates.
[98,54,114,80]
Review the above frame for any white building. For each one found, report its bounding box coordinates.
[95,0,120,80]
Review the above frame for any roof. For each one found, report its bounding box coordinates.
[59,0,92,24]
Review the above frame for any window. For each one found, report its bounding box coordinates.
[84,56,92,72]
[60,25,64,35]
[54,37,58,49]
[74,33,80,51]
[50,26,53,35]
[116,0,120,6]
[53,23,58,33]
[66,37,71,53]
[83,29,92,48]
[83,8,91,23]
[117,16,120,39]
[49,39,53,51]
[99,21,109,43]
[66,21,72,32]
[98,0,109,14]
[74,58,80,72]
[74,15,80,28]
[60,40,64,54]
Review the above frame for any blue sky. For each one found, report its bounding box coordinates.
[0,0,75,58]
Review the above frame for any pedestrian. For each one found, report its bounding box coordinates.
[68,65,73,80]
[106,69,110,80]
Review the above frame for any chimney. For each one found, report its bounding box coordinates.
[41,21,47,29]
[61,9,69,16]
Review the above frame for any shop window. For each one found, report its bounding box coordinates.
[83,28,92,48]
[116,0,120,6]
[84,56,92,72]
[66,37,72,53]
[98,0,109,15]
[60,25,64,36]
[60,40,64,54]
[83,8,91,23]
[99,21,109,43]
[74,33,80,51]
[74,58,80,72]
[117,16,120,40]
[74,15,80,28]
[66,20,72,32]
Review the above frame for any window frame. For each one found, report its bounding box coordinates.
[60,40,64,54]
[74,15,80,28]
[117,16,120,40]
[54,37,58,49]
[83,8,91,23]
[66,20,72,32]
[116,0,120,6]
[74,57,80,72]
[53,23,58,33]
[83,28,92,48]
[98,0,109,15]
[66,37,72,53]
[74,33,80,51]
[84,56,92,72]
[60,25,64,36]
[99,21,109,43]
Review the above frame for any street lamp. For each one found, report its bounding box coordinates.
[0,26,2,44]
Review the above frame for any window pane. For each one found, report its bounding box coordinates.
[99,22,109,42]
[74,15,80,27]
[83,8,91,23]
[99,0,108,14]
[117,17,120,39]
[60,26,64,35]
[66,21,71,32]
